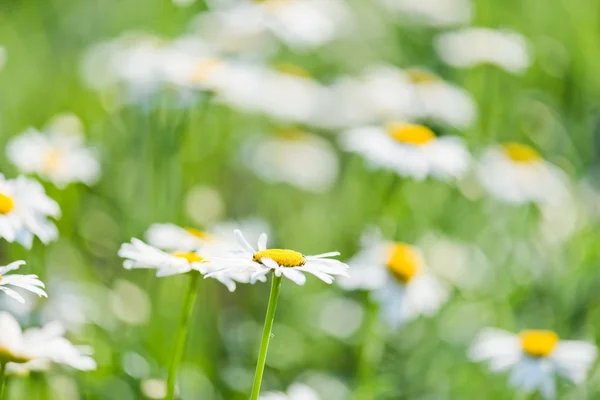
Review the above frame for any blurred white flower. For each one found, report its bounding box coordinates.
[339,231,450,328]
[260,383,320,400]
[380,0,472,27]
[0,312,96,374]
[469,328,597,398]
[405,68,476,128]
[477,143,568,205]
[141,378,168,399]
[7,113,101,188]
[244,130,339,192]
[341,122,470,181]
[0,261,46,304]
[206,230,349,285]
[0,174,60,248]
[436,28,531,74]
[145,223,214,252]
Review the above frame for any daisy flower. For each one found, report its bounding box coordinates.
[244,130,339,192]
[436,28,531,74]
[339,231,449,328]
[7,113,101,188]
[0,261,47,304]
[207,230,349,286]
[0,312,96,373]
[0,174,61,248]
[145,223,214,252]
[380,0,472,27]
[341,122,470,181]
[469,328,597,398]
[260,383,320,400]
[477,143,568,205]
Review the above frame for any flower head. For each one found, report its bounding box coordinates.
[0,261,47,304]
[207,230,348,285]
[469,328,597,398]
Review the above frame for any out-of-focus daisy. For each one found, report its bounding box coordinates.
[207,230,348,285]
[7,113,101,188]
[477,143,568,205]
[244,130,339,192]
[339,230,450,328]
[436,28,531,74]
[380,0,472,27]
[341,122,470,180]
[0,261,46,304]
[119,236,256,291]
[405,68,476,128]
[469,328,597,398]
[0,312,96,374]
[145,223,214,252]
[260,383,320,400]
[0,174,60,248]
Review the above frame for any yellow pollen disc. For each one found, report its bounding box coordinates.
[253,249,306,267]
[503,143,541,163]
[406,69,440,84]
[185,228,212,241]
[276,63,311,78]
[387,123,436,146]
[0,193,15,215]
[172,251,204,264]
[386,243,421,284]
[520,330,559,357]
[42,148,63,172]
[278,128,308,140]
[191,59,220,83]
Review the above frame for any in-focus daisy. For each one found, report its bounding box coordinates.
[341,122,470,181]
[7,113,101,188]
[260,383,320,400]
[436,28,531,74]
[405,68,476,129]
[339,231,449,328]
[469,328,597,398]
[0,174,61,248]
[243,130,339,192]
[0,312,96,374]
[477,143,568,205]
[0,261,47,304]
[207,230,349,286]
[380,0,472,27]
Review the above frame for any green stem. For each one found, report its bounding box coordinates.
[0,362,7,400]
[355,298,383,400]
[166,272,200,400]
[249,275,283,400]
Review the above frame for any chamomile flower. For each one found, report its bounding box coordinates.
[0,174,60,248]
[145,223,214,252]
[380,0,472,27]
[260,383,320,400]
[7,113,101,188]
[207,230,348,285]
[244,130,339,192]
[405,68,476,128]
[477,143,568,205]
[341,122,470,180]
[469,328,597,398]
[0,312,96,373]
[339,231,450,328]
[0,261,47,304]
[436,28,531,74]
[118,237,255,291]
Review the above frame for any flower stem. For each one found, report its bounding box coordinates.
[355,298,383,400]
[0,362,7,400]
[249,274,283,400]
[166,272,200,400]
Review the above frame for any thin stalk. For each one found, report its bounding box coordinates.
[0,362,7,400]
[249,275,283,400]
[166,272,200,400]
[355,298,383,400]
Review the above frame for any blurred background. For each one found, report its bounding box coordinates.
[2,0,600,398]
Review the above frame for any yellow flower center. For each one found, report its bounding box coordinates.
[0,193,15,215]
[520,330,559,357]
[191,59,221,83]
[253,249,306,267]
[172,251,204,264]
[406,69,440,84]
[503,143,541,163]
[185,228,212,241]
[387,123,436,146]
[385,243,421,284]
[276,63,311,78]
[42,148,63,172]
